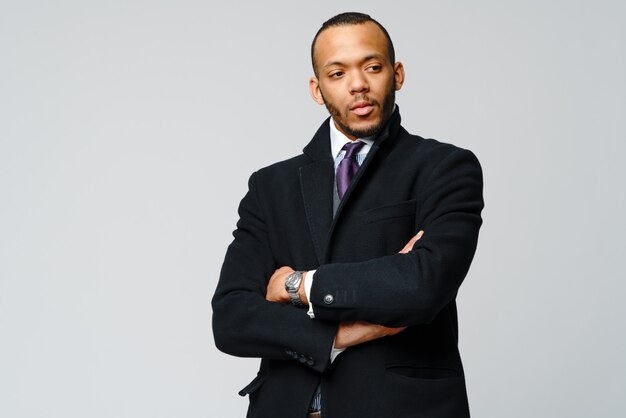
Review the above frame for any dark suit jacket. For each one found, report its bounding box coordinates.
[212,108,484,418]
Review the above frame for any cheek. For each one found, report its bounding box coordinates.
[321,82,346,101]
[323,91,345,110]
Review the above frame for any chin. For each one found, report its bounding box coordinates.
[352,120,382,134]
[347,124,383,138]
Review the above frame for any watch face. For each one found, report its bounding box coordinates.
[286,272,301,289]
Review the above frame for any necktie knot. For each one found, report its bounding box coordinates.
[341,141,365,159]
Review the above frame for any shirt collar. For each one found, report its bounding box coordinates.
[329,119,375,159]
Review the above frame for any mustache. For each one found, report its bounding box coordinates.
[347,95,379,111]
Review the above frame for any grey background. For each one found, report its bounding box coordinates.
[1,0,625,417]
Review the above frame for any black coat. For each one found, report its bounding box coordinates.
[212,108,484,418]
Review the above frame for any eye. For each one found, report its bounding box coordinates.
[329,71,344,78]
[366,65,382,72]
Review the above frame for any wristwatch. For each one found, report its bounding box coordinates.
[285,271,305,307]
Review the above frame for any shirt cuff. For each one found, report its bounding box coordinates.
[330,338,346,363]
[305,269,316,319]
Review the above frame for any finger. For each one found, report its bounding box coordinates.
[399,231,420,254]
[399,238,415,254]
[386,327,407,336]
[401,230,424,253]
[273,266,292,276]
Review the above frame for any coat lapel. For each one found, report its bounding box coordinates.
[299,160,334,264]
[299,120,334,264]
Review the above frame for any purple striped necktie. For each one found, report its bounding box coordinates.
[336,141,365,200]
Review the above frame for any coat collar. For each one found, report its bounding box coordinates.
[299,106,402,264]
[302,106,402,162]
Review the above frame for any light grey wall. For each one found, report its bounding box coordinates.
[1,1,625,417]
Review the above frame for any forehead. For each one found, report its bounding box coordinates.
[314,22,389,66]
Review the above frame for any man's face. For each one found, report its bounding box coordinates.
[310,22,404,139]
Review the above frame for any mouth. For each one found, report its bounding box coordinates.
[350,101,375,117]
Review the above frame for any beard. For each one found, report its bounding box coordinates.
[321,81,396,139]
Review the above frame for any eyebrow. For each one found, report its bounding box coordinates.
[322,53,386,70]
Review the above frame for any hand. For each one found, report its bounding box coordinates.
[334,321,406,349]
[265,266,309,305]
[265,266,293,303]
[399,230,424,254]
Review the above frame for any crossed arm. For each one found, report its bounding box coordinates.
[265,231,424,349]
[213,148,483,372]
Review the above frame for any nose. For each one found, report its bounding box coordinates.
[349,71,369,94]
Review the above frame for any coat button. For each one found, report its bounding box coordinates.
[307,357,315,366]
[285,348,293,356]
[291,352,299,359]
[298,354,306,363]
[324,294,334,304]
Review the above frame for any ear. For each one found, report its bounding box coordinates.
[393,62,405,91]
[309,77,325,105]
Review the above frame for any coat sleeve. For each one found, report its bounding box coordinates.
[309,148,484,327]
[211,171,338,373]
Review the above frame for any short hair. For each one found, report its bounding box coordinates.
[311,12,396,77]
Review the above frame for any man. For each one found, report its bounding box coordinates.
[212,12,483,418]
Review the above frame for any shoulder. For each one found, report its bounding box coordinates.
[398,126,477,156]
[253,153,311,182]
[243,151,320,198]
[390,127,481,172]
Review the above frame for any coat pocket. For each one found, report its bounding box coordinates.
[362,199,417,224]
[383,365,469,418]
[238,374,266,397]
